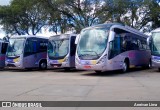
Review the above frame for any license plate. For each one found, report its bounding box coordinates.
[84,65,91,69]
[51,60,58,64]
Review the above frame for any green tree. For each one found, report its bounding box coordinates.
[45,0,107,33]
[0,0,48,35]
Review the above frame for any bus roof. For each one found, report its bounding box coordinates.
[83,23,124,30]
[111,25,149,38]
[50,34,77,40]
[10,35,48,39]
[82,22,148,39]
[151,28,160,33]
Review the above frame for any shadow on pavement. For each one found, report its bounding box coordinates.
[49,68,85,73]
[2,67,85,73]
[82,67,150,77]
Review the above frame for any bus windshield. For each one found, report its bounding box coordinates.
[6,38,25,57]
[77,28,108,60]
[48,39,69,59]
[152,32,160,56]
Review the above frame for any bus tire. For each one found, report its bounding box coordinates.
[143,59,152,69]
[158,68,160,72]
[39,60,47,70]
[147,59,152,69]
[122,59,129,73]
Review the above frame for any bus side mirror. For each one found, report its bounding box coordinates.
[147,36,151,46]
[75,34,80,44]
[108,31,115,42]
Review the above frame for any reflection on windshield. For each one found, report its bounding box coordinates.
[48,39,69,59]
[77,28,108,60]
[152,32,160,55]
[7,38,25,57]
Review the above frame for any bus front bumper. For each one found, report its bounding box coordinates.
[76,63,108,71]
[48,62,70,68]
[5,62,23,69]
[152,60,160,68]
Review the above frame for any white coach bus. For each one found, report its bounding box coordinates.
[5,35,48,70]
[47,34,77,70]
[0,39,8,69]
[75,23,151,73]
[147,28,160,71]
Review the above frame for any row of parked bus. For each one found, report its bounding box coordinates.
[0,23,160,72]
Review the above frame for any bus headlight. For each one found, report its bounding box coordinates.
[13,58,20,62]
[64,57,69,62]
[97,54,107,64]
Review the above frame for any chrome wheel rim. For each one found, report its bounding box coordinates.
[123,62,127,72]
[41,62,46,69]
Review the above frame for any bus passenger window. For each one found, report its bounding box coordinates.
[39,41,48,52]
[24,40,37,56]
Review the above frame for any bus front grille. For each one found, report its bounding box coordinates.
[7,64,16,67]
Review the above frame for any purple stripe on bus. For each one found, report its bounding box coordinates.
[0,56,5,60]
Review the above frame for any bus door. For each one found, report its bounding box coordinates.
[24,39,38,68]
[70,36,76,67]
[0,42,8,67]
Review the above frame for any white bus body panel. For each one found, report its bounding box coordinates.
[76,23,151,71]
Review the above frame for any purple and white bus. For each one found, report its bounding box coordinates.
[5,35,48,70]
[0,39,8,69]
[75,23,151,73]
[147,28,160,71]
[47,34,77,70]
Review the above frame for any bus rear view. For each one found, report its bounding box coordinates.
[76,23,151,73]
[47,34,77,70]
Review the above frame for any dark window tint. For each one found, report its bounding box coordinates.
[1,43,8,54]
[39,41,48,52]
[24,39,37,56]
[70,36,76,56]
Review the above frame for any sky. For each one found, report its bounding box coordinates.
[0,0,10,5]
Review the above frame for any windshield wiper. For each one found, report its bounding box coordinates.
[81,50,100,57]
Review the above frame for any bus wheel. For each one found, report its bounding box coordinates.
[147,59,152,69]
[144,59,152,69]
[122,60,129,73]
[158,68,160,72]
[39,61,47,70]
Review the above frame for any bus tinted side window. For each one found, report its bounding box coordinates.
[39,40,48,52]
[1,43,8,54]
[130,38,139,50]
[124,35,139,50]
[24,39,37,56]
